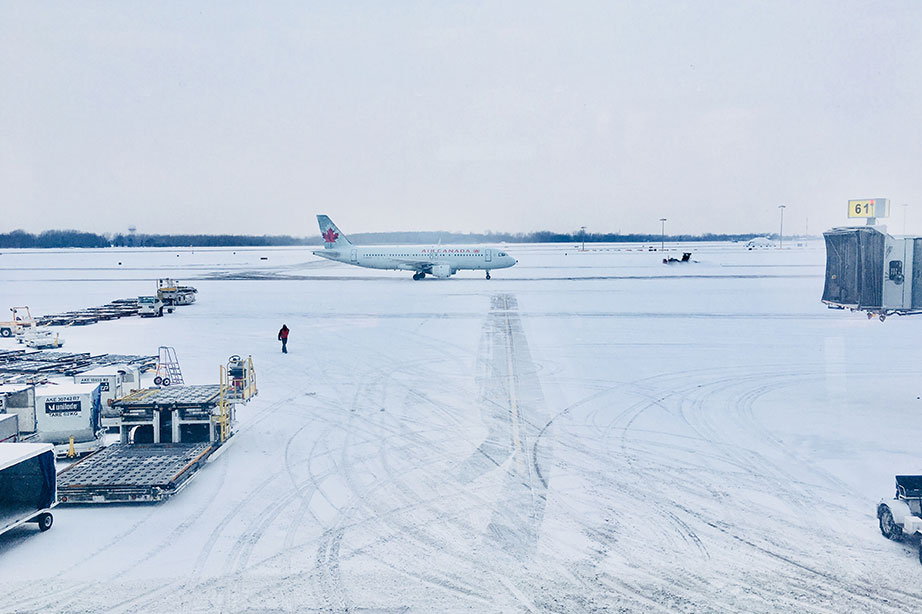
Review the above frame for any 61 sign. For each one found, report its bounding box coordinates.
[848,199,889,219]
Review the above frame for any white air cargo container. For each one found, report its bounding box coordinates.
[74,364,142,425]
[0,384,37,435]
[33,383,102,455]
[0,413,18,443]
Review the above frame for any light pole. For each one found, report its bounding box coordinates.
[580,226,586,251]
[903,204,909,235]
[659,218,667,251]
[778,205,786,249]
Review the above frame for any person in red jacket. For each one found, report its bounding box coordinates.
[278,324,289,353]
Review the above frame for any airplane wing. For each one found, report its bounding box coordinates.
[392,258,435,272]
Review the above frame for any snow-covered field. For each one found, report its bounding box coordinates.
[1,241,921,613]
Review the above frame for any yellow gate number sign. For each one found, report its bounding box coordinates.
[848,199,890,218]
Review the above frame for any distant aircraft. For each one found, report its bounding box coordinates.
[312,215,517,280]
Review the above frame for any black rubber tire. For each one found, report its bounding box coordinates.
[158,308,163,317]
[879,314,887,322]
[879,506,903,540]
[153,376,163,385]
[162,377,171,387]
[486,272,491,280]
[37,512,53,532]
[0,328,11,337]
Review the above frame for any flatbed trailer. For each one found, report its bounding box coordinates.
[57,442,215,503]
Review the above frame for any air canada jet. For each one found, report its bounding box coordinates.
[312,215,518,280]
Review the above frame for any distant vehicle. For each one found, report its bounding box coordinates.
[878,475,922,564]
[0,306,35,338]
[746,237,774,249]
[157,279,197,306]
[138,296,169,317]
[312,215,518,280]
[22,329,63,349]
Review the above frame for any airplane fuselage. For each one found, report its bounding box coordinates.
[312,245,517,277]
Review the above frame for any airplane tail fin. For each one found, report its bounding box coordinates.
[317,215,354,249]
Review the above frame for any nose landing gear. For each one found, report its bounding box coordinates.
[485,271,491,280]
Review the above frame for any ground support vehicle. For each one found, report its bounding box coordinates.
[21,329,64,349]
[0,443,56,535]
[113,384,231,445]
[156,279,198,306]
[138,296,172,318]
[57,442,214,503]
[878,475,922,563]
[0,307,35,338]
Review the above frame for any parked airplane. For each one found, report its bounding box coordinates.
[312,215,517,280]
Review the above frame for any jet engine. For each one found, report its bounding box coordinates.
[431,264,453,279]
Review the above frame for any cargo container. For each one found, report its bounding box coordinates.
[0,443,56,536]
[74,364,142,427]
[33,382,103,457]
[0,384,36,435]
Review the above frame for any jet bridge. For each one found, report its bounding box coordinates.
[823,226,922,320]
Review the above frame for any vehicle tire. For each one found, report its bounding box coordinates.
[879,506,903,540]
[153,376,163,385]
[162,377,171,386]
[158,308,163,317]
[879,314,887,322]
[867,312,874,319]
[0,328,11,337]
[36,512,53,532]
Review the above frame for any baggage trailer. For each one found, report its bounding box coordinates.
[0,443,56,536]
[57,442,214,503]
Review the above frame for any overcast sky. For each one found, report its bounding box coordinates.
[2,1,921,237]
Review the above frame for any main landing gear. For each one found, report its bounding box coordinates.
[485,271,491,280]
[412,272,426,281]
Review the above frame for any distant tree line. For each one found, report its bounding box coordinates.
[109,233,309,247]
[0,229,110,248]
[0,229,311,248]
[0,228,789,249]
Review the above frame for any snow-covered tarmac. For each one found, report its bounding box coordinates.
[1,242,921,613]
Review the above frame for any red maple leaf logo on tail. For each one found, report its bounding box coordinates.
[322,228,339,244]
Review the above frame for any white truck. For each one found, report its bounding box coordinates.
[0,443,56,536]
[137,296,165,317]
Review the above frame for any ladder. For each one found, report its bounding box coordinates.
[154,346,184,386]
